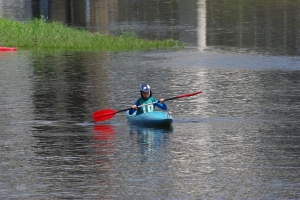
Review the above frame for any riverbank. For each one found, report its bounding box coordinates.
[0,17,184,51]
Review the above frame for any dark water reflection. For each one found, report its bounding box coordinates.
[29,51,112,122]
[1,0,300,199]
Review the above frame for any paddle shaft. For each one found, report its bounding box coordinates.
[93,90,202,122]
[125,90,202,110]
[140,90,203,106]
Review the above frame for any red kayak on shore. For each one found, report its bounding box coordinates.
[0,46,18,51]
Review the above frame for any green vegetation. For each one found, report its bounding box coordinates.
[0,17,184,51]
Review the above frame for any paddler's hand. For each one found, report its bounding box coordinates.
[159,98,165,104]
[131,105,138,110]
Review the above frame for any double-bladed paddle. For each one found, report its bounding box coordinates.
[93,90,202,122]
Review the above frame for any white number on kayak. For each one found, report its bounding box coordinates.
[143,104,154,113]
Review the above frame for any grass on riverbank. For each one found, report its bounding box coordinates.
[0,17,184,51]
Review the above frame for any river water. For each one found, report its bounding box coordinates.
[1,0,300,199]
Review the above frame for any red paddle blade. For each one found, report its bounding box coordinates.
[178,90,202,98]
[93,109,118,122]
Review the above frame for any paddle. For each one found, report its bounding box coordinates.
[93,90,202,122]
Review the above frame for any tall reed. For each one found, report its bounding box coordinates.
[0,17,184,51]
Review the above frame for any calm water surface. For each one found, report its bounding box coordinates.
[1,0,300,199]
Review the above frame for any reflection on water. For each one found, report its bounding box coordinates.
[206,0,300,56]
[94,124,116,168]
[1,48,299,198]
[129,125,173,163]
[29,51,112,122]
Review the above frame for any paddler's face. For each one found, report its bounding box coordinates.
[142,91,150,99]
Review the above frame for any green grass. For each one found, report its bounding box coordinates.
[0,17,184,51]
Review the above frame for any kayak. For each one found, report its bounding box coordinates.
[127,111,173,126]
[126,111,173,127]
[0,46,18,51]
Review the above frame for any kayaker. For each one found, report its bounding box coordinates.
[129,84,167,115]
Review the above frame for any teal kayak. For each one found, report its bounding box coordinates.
[126,111,173,127]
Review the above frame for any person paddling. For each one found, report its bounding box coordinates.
[128,84,167,115]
